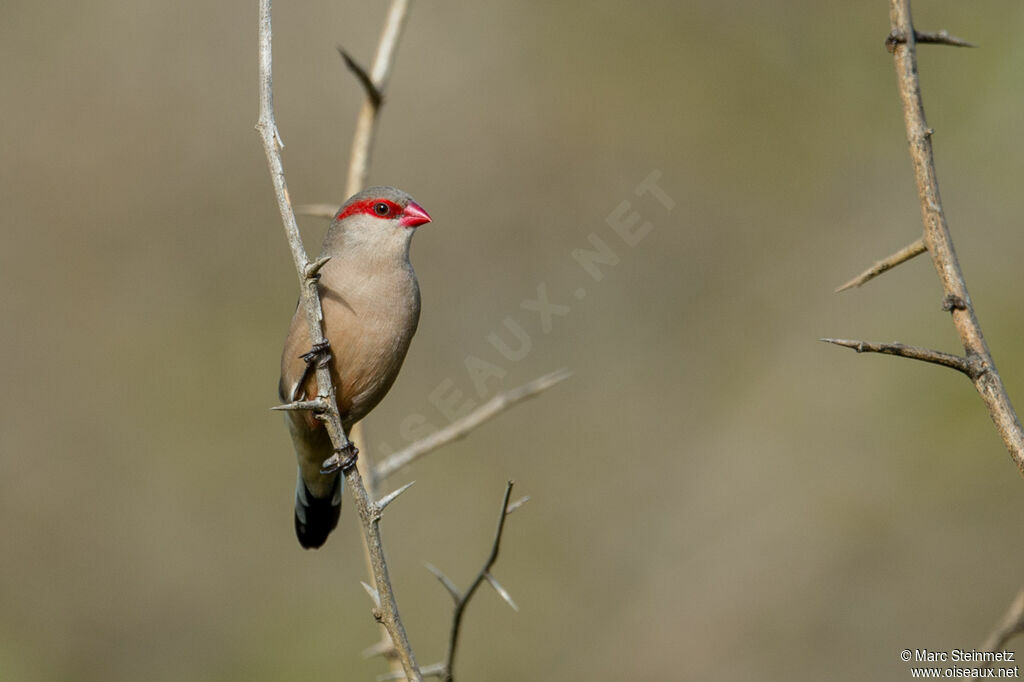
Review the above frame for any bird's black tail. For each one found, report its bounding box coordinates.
[294,471,342,549]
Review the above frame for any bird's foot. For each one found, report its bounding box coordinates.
[320,442,359,475]
[942,294,968,312]
[300,340,332,368]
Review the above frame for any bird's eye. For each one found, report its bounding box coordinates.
[373,202,390,216]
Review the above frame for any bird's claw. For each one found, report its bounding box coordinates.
[301,339,331,363]
[300,340,332,369]
[321,442,359,475]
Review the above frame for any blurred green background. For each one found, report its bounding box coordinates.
[4,1,1024,680]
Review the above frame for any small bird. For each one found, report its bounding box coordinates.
[279,186,431,549]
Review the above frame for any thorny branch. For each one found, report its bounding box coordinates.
[886,0,1024,473]
[830,2,1024,667]
[834,238,926,292]
[264,0,556,676]
[325,1,558,677]
[329,0,415,513]
[820,339,974,376]
[325,2,431,678]
[343,0,414,199]
[969,590,1024,681]
[256,2,422,680]
[830,0,1024,475]
[373,369,571,487]
[418,482,523,682]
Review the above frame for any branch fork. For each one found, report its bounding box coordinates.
[423,482,523,682]
[828,0,1024,659]
[828,0,1024,474]
[260,2,567,678]
[257,1,421,678]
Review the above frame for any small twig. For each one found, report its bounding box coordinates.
[982,589,1024,653]
[256,0,354,458]
[835,237,927,292]
[296,203,341,219]
[333,3,420,679]
[339,47,382,108]
[887,28,976,52]
[256,2,421,680]
[373,369,571,486]
[885,0,1024,474]
[914,29,976,48]
[821,338,973,375]
[969,589,1024,681]
[345,0,414,198]
[425,482,520,682]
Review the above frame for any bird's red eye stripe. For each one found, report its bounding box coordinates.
[336,199,402,221]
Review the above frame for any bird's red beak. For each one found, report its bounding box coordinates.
[400,202,432,228]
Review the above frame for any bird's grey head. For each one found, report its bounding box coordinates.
[324,186,431,258]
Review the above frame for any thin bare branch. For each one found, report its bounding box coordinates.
[820,338,972,375]
[295,203,341,219]
[885,0,1024,474]
[835,237,927,292]
[345,0,415,198]
[969,589,1024,681]
[257,0,354,457]
[982,589,1024,652]
[256,3,421,679]
[331,4,421,679]
[374,369,571,485]
[430,482,518,682]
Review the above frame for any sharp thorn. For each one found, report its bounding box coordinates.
[915,29,977,48]
[270,399,325,412]
[505,496,530,515]
[305,255,332,278]
[361,638,395,659]
[484,571,519,612]
[376,481,416,513]
[419,662,448,678]
[425,563,460,602]
[360,581,382,609]
[337,46,383,107]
